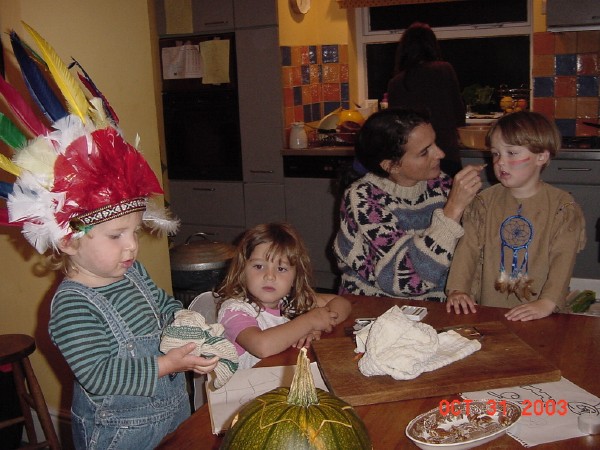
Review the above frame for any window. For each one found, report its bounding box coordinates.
[355,0,532,104]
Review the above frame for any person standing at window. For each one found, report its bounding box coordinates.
[387,22,466,177]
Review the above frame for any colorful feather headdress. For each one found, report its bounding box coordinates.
[0,23,178,253]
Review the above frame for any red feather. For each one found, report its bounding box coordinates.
[0,73,50,138]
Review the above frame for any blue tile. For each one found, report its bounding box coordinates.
[293,86,303,106]
[555,54,576,76]
[311,103,321,120]
[322,45,339,64]
[342,101,350,110]
[303,104,312,122]
[308,46,317,64]
[555,119,576,137]
[280,47,291,67]
[341,83,349,102]
[301,65,310,85]
[577,76,599,97]
[533,77,554,97]
[324,101,342,115]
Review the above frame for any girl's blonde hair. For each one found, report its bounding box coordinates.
[217,222,316,318]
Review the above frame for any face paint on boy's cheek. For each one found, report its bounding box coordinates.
[507,157,531,168]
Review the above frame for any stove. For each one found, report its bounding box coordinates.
[561,136,600,150]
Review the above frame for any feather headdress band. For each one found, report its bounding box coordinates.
[0,22,178,253]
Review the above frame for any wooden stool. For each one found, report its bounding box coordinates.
[0,334,60,449]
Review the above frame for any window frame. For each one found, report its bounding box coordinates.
[353,0,533,103]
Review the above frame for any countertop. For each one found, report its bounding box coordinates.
[282,146,600,161]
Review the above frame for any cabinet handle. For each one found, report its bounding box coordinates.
[204,21,229,26]
[557,167,591,172]
[192,187,216,192]
[249,170,274,174]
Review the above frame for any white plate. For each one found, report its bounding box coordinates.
[405,399,521,450]
[465,113,502,125]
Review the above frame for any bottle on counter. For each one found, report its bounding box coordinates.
[289,122,308,149]
[380,93,389,110]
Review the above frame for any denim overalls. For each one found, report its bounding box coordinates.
[54,267,190,450]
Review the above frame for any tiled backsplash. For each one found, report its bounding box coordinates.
[281,44,349,130]
[532,31,599,137]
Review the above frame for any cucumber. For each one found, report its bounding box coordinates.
[571,290,597,313]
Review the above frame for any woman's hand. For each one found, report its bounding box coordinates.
[446,290,477,314]
[305,306,338,333]
[505,298,556,321]
[443,164,485,222]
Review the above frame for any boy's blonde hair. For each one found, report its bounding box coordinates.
[217,222,316,318]
[486,111,561,159]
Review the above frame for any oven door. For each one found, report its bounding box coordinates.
[163,90,242,181]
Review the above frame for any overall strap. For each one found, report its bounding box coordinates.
[124,265,163,328]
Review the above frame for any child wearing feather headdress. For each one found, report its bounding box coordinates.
[445,111,586,321]
[0,24,220,449]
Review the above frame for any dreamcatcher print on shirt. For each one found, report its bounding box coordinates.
[495,204,537,301]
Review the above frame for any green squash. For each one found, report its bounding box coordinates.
[220,347,372,449]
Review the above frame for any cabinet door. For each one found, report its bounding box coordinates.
[169,180,245,227]
[234,0,278,28]
[192,0,234,32]
[244,183,286,228]
[284,178,340,291]
[236,27,284,183]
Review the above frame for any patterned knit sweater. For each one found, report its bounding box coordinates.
[49,261,181,401]
[333,172,464,301]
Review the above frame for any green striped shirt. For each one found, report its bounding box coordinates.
[49,261,181,400]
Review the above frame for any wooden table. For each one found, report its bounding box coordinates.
[157,295,600,449]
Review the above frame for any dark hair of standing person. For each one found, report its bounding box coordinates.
[393,22,442,76]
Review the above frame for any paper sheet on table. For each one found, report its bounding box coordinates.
[161,45,203,79]
[206,362,328,434]
[199,39,230,84]
[462,377,599,447]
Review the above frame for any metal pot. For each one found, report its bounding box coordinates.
[169,233,235,292]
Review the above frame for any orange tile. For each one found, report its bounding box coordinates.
[294,105,304,122]
[284,107,295,128]
[577,53,599,75]
[339,45,349,64]
[554,97,577,119]
[577,31,600,53]
[340,64,349,83]
[310,84,321,103]
[533,32,555,55]
[302,85,312,105]
[281,67,293,88]
[291,66,302,86]
[532,97,555,119]
[300,46,310,65]
[532,55,555,77]
[291,46,303,66]
[322,83,341,102]
[309,65,321,84]
[555,32,577,54]
[576,119,599,136]
[576,97,599,119]
[554,76,577,97]
[282,87,294,107]
[322,64,340,83]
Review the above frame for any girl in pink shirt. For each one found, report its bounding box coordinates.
[216,222,351,369]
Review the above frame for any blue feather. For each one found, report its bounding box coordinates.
[0,181,14,199]
[10,30,67,123]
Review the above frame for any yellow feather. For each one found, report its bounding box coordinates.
[0,153,21,177]
[22,22,89,123]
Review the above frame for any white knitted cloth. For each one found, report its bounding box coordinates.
[357,306,481,380]
[160,309,239,389]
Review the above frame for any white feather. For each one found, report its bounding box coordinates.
[143,200,180,236]
[12,138,57,188]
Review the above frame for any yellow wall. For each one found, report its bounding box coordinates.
[0,0,171,425]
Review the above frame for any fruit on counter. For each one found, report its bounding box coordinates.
[516,98,528,110]
[569,290,597,313]
[499,96,514,111]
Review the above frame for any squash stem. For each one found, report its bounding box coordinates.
[287,347,319,406]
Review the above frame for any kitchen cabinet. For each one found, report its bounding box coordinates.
[244,183,286,228]
[154,0,234,35]
[461,151,600,279]
[168,180,245,245]
[234,0,278,28]
[284,178,340,291]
